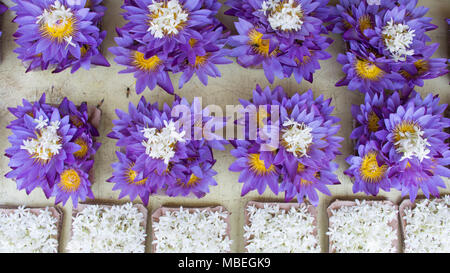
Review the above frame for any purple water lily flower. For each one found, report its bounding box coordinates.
[109,30,174,94]
[226,0,333,84]
[53,30,110,73]
[52,161,94,207]
[121,0,215,55]
[365,6,433,63]
[280,161,338,206]
[108,151,151,205]
[175,27,232,88]
[345,141,394,196]
[165,158,218,198]
[274,89,343,204]
[375,95,449,202]
[275,90,343,170]
[111,0,231,94]
[11,0,109,73]
[397,44,449,87]
[5,94,100,207]
[229,141,280,196]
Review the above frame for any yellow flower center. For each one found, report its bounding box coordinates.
[41,17,75,43]
[368,111,380,132]
[80,44,89,57]
[132,51,162,72]
[248,29,272,56]
[186,174,200,187]
[194,54,209,67]
[393,121,417,143]
[343,19,352,30]
[358,15,372,34]
[248,153,275,176]
[126,164,147,185]
[59,169,81,192]
[73,138,88,158]
[355,59,384,80]
[360,152,387,183]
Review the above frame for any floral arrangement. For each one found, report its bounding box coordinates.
[331,0,448,94]
[346,90,449,201]
[226,0,333,84]
[107,96,226,204]
[0,2,6,38]
[109,0,231,95]
[229,85,343,206]
[11,0,109,73]
[5,94,101,207]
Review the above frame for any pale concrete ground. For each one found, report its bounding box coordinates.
[0,0,448,253]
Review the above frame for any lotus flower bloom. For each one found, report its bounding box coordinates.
[5,94,101,207]
[226,0,333,84]
[51,161,94,207]
[0,2,7,38]
[345,141,394,196]
[335,49,405,94]
[109,151,151,205]
[376,95,449,202]
[350,92,385,145]
[11,0,109,73]
[331,0,448,93]
[110,0,231,94]
[107,96,225,204]
[229,85,343,206]
[346,90,449,201]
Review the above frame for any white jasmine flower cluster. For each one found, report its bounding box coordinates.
[367,0,380,5]
[282,119,313,158]
[153,207,232,253]
[141,120,186,165]
[147,0,189,38]
[0,207,59,253]
[262,0,304,32]
[327,200,398,253]
[36,0,76,47]
[244,204,319,253]
[395,124,430,162]
[382,19,415,62]
[403,196,450,253]
[67,203,147,253]
[21,116,62,161]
